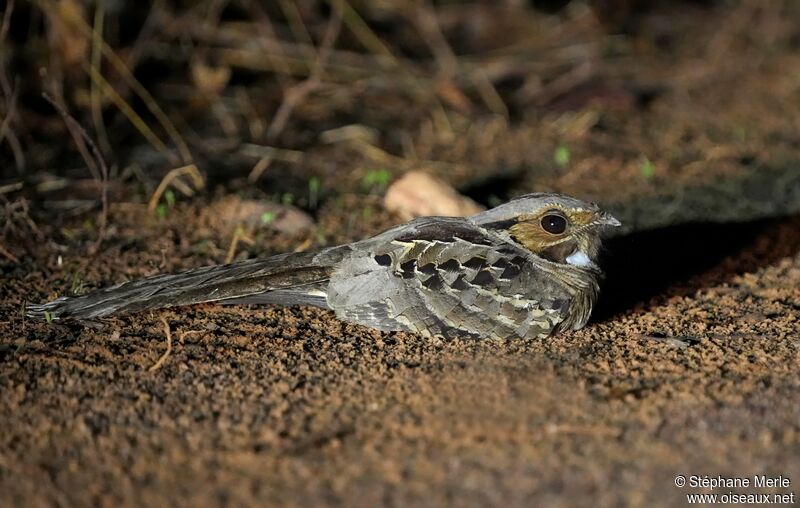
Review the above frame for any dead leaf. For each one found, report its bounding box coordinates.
[383,171,485,221]
[209,197,314,236]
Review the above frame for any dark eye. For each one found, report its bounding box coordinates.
[540,214,567,234]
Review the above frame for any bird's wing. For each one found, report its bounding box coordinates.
[328,217,574,339]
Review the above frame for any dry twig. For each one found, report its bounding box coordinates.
[0,1,25,172]
[37,0,192,164]
[247,155,273,183]
[41,92,109,242]
[225,226,255,264]
[147,164,205,214]
[89,3,112,156]
[0,242,19,263]
[266,0,344,142]
[149,317,173,372]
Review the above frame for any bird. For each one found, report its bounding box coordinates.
[28,193,621,340]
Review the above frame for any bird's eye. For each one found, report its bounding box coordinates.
[540,214,567,234]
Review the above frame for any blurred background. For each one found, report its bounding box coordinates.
[1,0,799,260]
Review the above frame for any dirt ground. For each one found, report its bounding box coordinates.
[2,1,800,506]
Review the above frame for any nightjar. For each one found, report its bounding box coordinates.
[29,193,621,340]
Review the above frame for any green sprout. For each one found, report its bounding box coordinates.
[156,203,168,220]
[308,177,321,209]
[281,193,295,206]
[362,169,391,192]
[554,145,570,167]
[640,157,656,179]
[70,272,85,295]
[260,211,275,225]
[156,189,176,220]
[44,311,54,324]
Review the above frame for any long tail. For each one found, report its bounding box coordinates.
[27,250,333,321]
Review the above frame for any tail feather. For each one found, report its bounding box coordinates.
[27,250,332,321]
[219,290,329,308]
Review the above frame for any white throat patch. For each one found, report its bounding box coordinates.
[565,250,593,268]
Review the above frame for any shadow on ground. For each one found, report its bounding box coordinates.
[593,215,800,322]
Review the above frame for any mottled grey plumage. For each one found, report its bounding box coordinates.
[28,193,620,340]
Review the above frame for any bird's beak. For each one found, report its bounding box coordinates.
[597,211,622,227]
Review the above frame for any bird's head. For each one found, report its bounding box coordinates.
[469,193,621,269]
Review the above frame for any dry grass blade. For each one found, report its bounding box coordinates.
[45,92,100,181]
[247,155,273,183]
[0,182,22,195]
[148,317,173,373]
[0,0,12,41]
[0,82,18,147]
[277,0,315,55]
[37,0,192,164]
[266,0,343,141]
[147,164,205,214]
[470,69,509,119]
[413,1,458,77]
[90,3,111,156]
[0,242,19,263]
[239,144,304,163]
[532,60,596,106]
[0,1,24,172]
[215,47,367,80]
[225,226,255,264]
[238,0,294,79]
[41,92,109,241]
[84,63,170,160]
[336,0,396,66]
[413,1,507,118]
[329,0,453,135]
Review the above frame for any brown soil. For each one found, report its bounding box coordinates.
[2,1,800,506]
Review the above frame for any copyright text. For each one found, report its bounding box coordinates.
[674,474,795,505]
